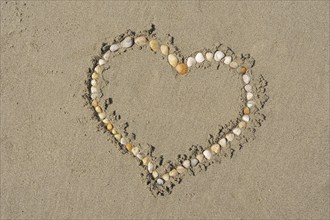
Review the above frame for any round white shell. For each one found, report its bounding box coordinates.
[203,149,212,160]
[182,160,191,168]
[247,100,255,108]
[195,52,205,63]
[103,50,111,61]
[187,57,196,67]
[121,36,133,48]
[233,128,242,136]
[245,84,252,92]
[223,56,232,64]
[219,138,227,147]
[225,133,235,142]
[110,43,120,52]
[157,178,164,185]
[247,92,253,100]
[242,115,250,122]
[243,75,251,84]
[214,51,225,61]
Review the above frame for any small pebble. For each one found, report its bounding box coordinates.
[203,149,212,160]
[98,112,106,120]
[191,158,199,167]
[162,173,170,181]
[187,57,196,67]
[149,39,159,51]
[214,51,225,61]
[219,138,227,147]
[94,65,103,74]
[243,75,251,84]
[152,171,158,178]
[182,160,191,168]
[247,92,253,100]
[195,52,205,63]
[196,154,204,162]
[245,84,252,92]
[211,144,220,154]
[242,115,250,122]
[120,137,127,145]
[142,156,150,166]
[223,56,232,64]
[239,121,247,129]
[243,107,250,115]
[126,143,133,152]
[176,165,186,174]
[247,100,255,108]
[168,54,178,67]
[233,128,241,136]
[157,178,164,185]
[160,45,169,55]
[110,44,120,52]
[103,50,111,61]
[169,169,178,177]
[205,52,213,61]
[239,66,247,74]
[134,36,147,46]
[114,133,122,141]
[175,63,188,75]
[147,162,154,173]
[132,147,139,156]
[98,59,106,66]
[225,133,235,142]
[121,36,133,48]
[229,61,238,68]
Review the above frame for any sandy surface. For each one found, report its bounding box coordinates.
[1,1,329,219]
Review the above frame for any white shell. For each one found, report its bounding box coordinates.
[147,162,154,173]
[94,65,103,74]
[110,43,120,52]
[102,118,110,124]
[157,178,164,185]
[196,154,204,162]
[91,80,97,86]
[98,112,106,120]
[225,133,235,142]
[134,36,147,46]
[120,137,127,145]
[136,153,144,160]
[205,52,213,61]
[121,36,133,48]
[247,100,255,108]
[233,128,242,136]
[195,52,205,63]
[187,57,196,67]
[168,54,178,67]
[223,56,232,64]
[131,147,139,156]
[214,51,225,61]
[229,61,238,68]
[182,160,190,168]
[191,158,199,167]
[203,149,212,160]
[245,84,252,92]
[98,59,106,66]
[247,92,253,100]
[219,138,227,147]
[242,115,250,122]
[160,45,169,55]
[103,50,111,61]
[243,75,251,84]
[91,93,98,100]
[91,86,97,94]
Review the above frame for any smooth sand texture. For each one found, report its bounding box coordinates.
[1,1,329,219]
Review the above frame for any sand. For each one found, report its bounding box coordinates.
[1,1,329,219]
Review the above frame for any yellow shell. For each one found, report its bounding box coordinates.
[92,100,98,107]
[94,106,102,113]
[211,144,220,154]
[142,156,150,166]
[126,143,133,152]
[106,122,113,130]
[160,45,169,55]
[239,66,247,74]
[168,54,178,67]
[91,72,99,80]
[239,121,247,128]
[243,107,250,115]
[175,63,188,75]
[149,39,159,51]
[114,133,122,141]
[162,173,170,181]
[169,169,178,177]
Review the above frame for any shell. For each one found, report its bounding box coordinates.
[229,61,238,69]
[134,36,147,46]
[182,160,191,168]
[95,106,102,113]
[126,143,133,152]
[242,115,250,122]
[114,134,122,141]
[244,84,252,92]
[132,147,139,156]
[239,121,247,129]
[147,162,154,173]
[94,65,103,74]
[91,93,98,100]
[102,118,109,124]
[111,128,118,135]
[160,45,169,55]
[175,63,188,75]
[91,100,98,107]
[219,138,227,147]
[223,56,232,64]
[243,75,251,84]
[168,54,178,67]
[239,66,247,74]
[169,169,178,177]
[162,173,170,181]
[157,178,164,185]
[176,165,186,174]
[103,50,111,61]
[205,52,213,61]
[152,171,158,178]
[98,112,106,120]
[121,36,133,48]
[191,158,199,167]
[196,154,204,162]
[120,137,127,145]
[110,43,120,52]
[203,149,212,160]
[247,100,255,108]
[214,51,225,61]
[106,123,113,130]
[233,128,242,136]
[211,144,220,154]
[91,86,97,94]
[91,79,97,86]
[142,156,150,166]
[225,133,235,142]
[91,72,99,80]
[98,59,106,66]
[247,92,253,100]
[187,57,196,67]
[195,52,205,63]
[149,39,159,51]
[136,153,144,160]
[243,107,250,115]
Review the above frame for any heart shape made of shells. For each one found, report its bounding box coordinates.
[84,26,268,196]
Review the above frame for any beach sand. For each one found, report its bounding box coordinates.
[1,1,329,219]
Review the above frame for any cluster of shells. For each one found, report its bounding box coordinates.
[85,26,268,196]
